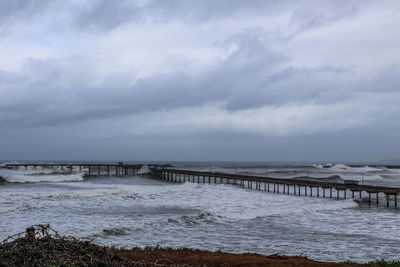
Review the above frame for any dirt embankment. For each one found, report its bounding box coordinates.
[0,225,358,267]
[119,248,356,267]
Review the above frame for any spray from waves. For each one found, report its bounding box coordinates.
[207,195,358,220]
[0,161,22,168]
[0,168,84,183]
[137,165,150,174]
[313,164,388,181]
[316,164,385,173]
[116,182,360,221]
[387,168,400,175]
[1,178,360,222]
[340,173,384,181]
[114,182,359,221]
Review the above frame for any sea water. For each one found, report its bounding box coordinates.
[1,161,400,263]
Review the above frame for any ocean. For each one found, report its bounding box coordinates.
[1,161,400,263]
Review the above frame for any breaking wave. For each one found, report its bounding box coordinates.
[315,164,385,173]
[0,168,84,183]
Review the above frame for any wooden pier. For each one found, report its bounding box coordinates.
[2,163,143,176]
[149,167,400,208]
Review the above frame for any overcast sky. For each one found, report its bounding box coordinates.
[0,0,400,162]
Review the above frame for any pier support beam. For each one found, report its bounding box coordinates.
[386,194,390,207]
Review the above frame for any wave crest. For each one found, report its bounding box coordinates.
[0,169,84,183]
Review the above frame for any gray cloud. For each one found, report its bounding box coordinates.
[0,0,50,22]
[289,0,362,32]
[70,0,363,32]
[145,0,290,22]
[73,0,142,31]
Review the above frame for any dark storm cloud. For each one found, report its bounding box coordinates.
[289,0,361,32]
[1,31,396,131]
[70,0,363,32]
[0,0,49,23]
[72,0,288,30]
[0,0,365,33]
[0,32,306,129]
[73,0,142,31]
[144,0,291,22]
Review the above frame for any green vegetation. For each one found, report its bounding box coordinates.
[142,244,201,252]
[343,259,400,266]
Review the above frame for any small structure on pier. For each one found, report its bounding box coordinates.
[344,180,359,185]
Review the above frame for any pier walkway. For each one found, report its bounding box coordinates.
[149,166,400,208]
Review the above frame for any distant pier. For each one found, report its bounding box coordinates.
[3,163,143,176]
[149,166,400,208]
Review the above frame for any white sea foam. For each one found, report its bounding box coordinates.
[0,168,84,183]
[0,161,21,167]
[388,168,400,174]
[211,198,358,220]
[0,180,358,221]
[171,183,358,220]
[327,164,384,173]
[313,164,386,181]
[52,182,358,220]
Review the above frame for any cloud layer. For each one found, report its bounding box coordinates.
[0,0,400,161]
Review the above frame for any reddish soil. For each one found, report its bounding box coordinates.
[118,248,359,267]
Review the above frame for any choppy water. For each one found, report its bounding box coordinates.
[1,161,400,263]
